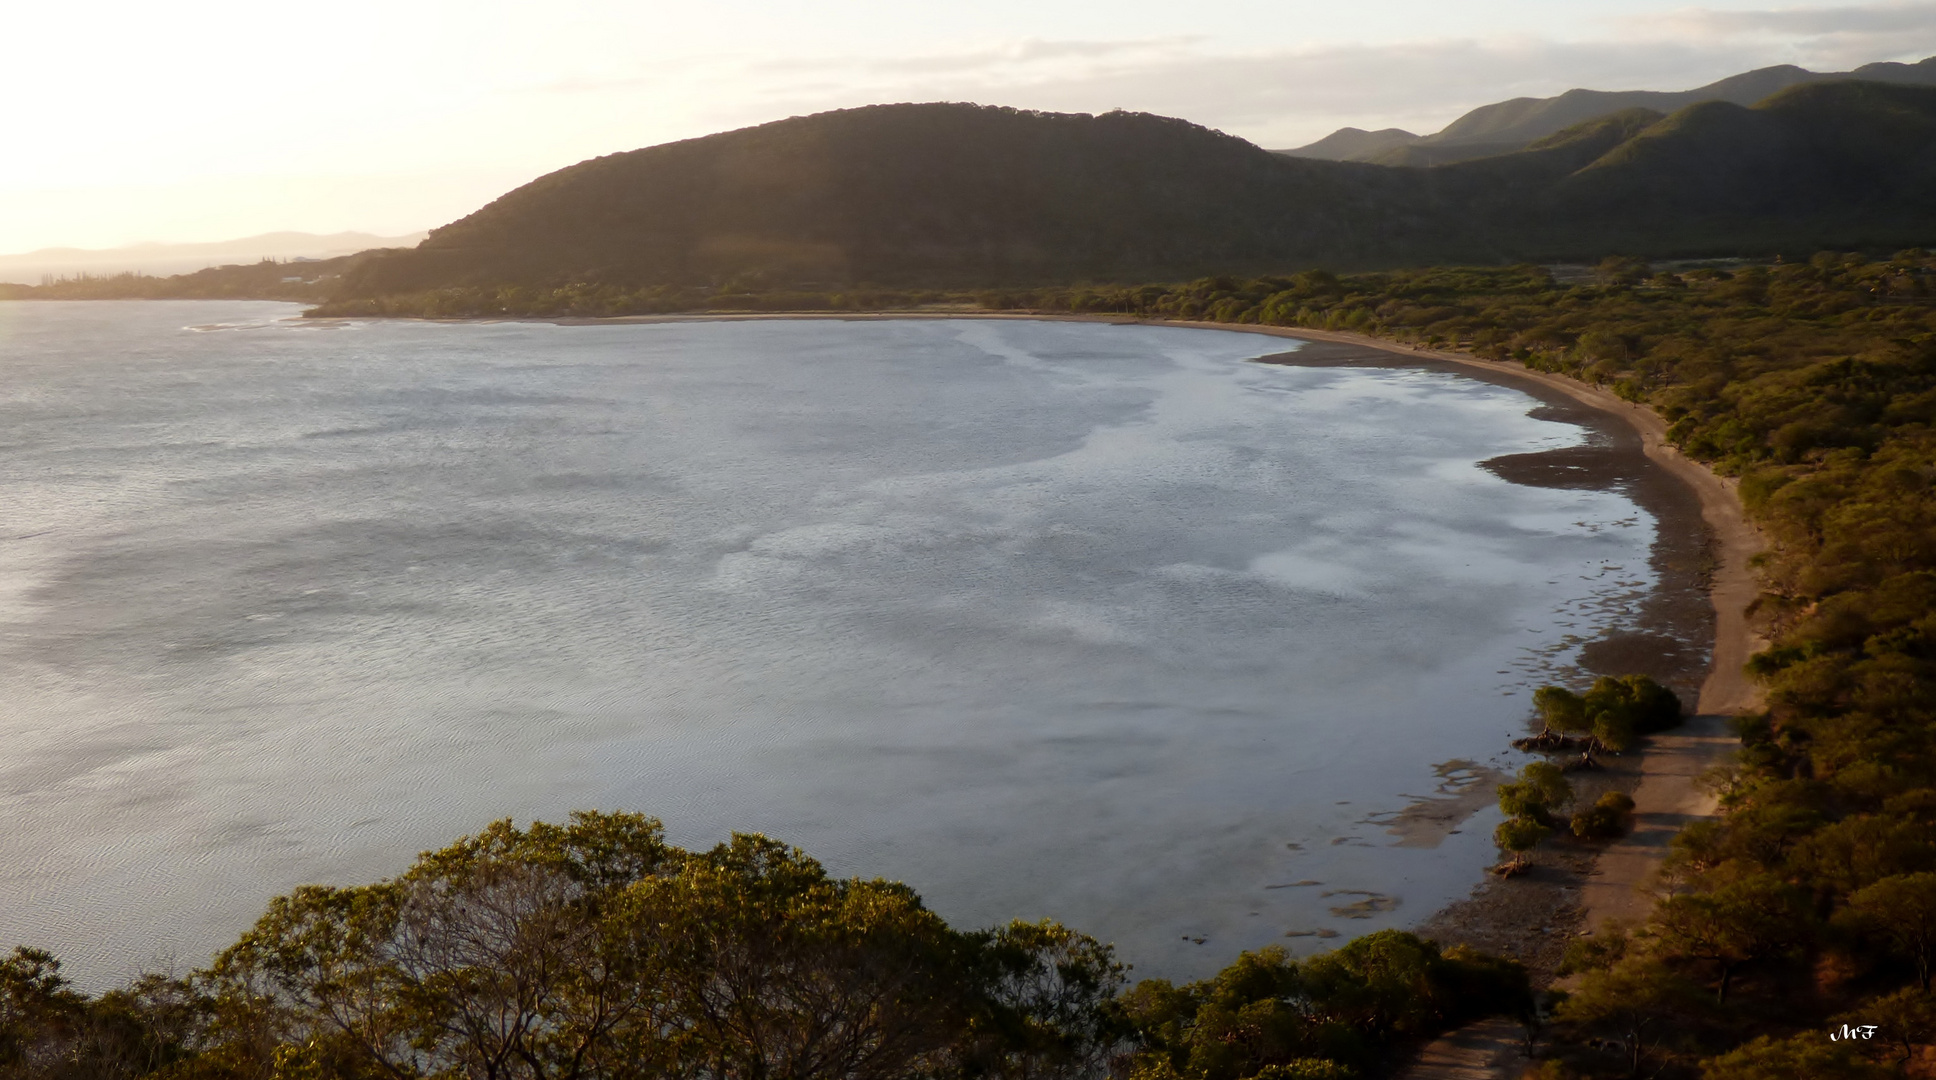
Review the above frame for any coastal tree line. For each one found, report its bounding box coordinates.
[0,813,1531,1080]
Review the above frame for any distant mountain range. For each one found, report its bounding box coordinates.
[14,68,1936,304]
[0,231,427,285]
[1281,56,1936,166]
[326,78,1936,298]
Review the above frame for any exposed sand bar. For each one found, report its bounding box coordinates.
[1186,323,1765,708]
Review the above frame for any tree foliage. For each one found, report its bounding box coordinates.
[1117,933,1528,1080]
[1569,791,1637,840]
[1,814,1139,1080]
[83,83,1929,308]
[1528,676,1682,756]
[1837,871,1936,991]
[0,819,1544,1080]
[1697,1033,1889,1080]
[1648,876,1812,1003]
[1493,818,1552,873]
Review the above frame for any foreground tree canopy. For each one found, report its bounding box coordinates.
[1,813,1534,1080]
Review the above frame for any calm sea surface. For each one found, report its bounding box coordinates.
[0,302,1660,982]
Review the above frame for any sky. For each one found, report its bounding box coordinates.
[6,0,1936,253]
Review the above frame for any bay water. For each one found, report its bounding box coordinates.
[0,302,1659,982]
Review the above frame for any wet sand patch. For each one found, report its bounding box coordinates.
[1364,759,1508,849]
[1325,890,1402,918]
[1577,632,1695,677]
[1482,444,1643,490]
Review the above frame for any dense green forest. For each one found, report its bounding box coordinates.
[1283,55,1936,165]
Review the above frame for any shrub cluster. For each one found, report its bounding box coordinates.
[1569,792,1639,842]
[1118,934,1530,1079]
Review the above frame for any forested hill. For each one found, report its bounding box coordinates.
[317,82,1936,305]
[13,81,1936,310]
[1283,54,1936,166]
[337,104,1413,295]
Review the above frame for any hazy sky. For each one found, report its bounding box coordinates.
[8,0,1936,252]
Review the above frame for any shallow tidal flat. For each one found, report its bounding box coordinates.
[0,302,1698,982]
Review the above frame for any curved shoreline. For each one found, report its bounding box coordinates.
[563,311,1766,936]
[1174,322,1764,712]
[488,309,1766,942]
[1159,321,1767,939]
[1146,319,1773,932]
[579,315,1763,695]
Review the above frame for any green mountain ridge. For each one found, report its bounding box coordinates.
[1538,82,1936,255]
[1285,55,1936,166]
[314,81,1936,302]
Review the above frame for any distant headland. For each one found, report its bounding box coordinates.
[5,71,1935,312]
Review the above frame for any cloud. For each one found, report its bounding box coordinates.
[532,37,1203,94]
[1644,0,1936,36]
[1616,1,1936,66]
[511,5,1934,153]
[750,36,1205,76]
[649,33,1847,149]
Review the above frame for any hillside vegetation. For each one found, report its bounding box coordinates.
[1282,55,1936,165]
[286,83,1936,308]
[327,105,1409,294]
[11,83,1935,311]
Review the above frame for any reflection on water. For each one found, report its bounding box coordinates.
[0,303,1660,983]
